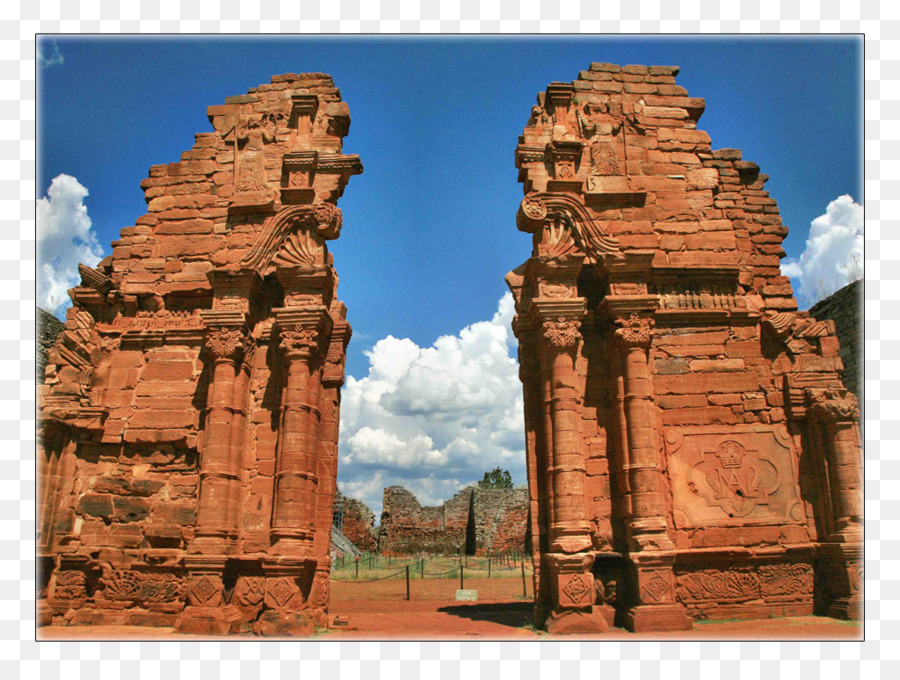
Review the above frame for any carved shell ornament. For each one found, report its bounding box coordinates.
[241,203,343,274]
[516,192,620,261]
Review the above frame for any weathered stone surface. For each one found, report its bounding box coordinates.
[38,72,361,636]
[509,63,861,633]
[376,485,527,555]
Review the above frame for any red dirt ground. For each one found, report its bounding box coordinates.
[38,577,863,640]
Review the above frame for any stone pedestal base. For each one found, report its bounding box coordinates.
[175,605,243,636]
[253,610,316,637]
[546,605,611,635]
[624,604,692,633]
[827,596,863,621]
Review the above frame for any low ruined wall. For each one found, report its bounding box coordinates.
[378,485,528,555]
[809,279,862,398]
[334,490,377,552]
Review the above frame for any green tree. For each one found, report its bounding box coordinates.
[479,467,513,490]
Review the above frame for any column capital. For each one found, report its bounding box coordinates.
[204,326,247,362]
[805,387,860,423]
[541,316,582,353]
[613,312,654,351]
[273,306,333,360]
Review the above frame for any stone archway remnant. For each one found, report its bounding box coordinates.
[507,63,862,633]
[38,73,362,635]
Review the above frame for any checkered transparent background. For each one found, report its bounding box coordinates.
[9,1,898,677]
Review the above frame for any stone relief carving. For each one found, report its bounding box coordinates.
[542,317,582,351]
[758,563,814,598]
[675,569,759,603]
[614,313,654,350]
[205,328,246,361]
[666,426,805,528]
[98,569,186,604]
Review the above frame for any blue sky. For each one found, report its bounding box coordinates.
[38,36,862,515]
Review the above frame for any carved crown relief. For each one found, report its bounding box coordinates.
[665,426,805,529]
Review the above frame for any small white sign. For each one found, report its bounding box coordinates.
[455,589,478,601]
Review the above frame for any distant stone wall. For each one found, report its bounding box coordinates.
[378,485,528,555]
[809,279,862,398]
[37,308,65,382]
[334,489,377,552]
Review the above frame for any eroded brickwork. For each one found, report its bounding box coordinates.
[508,63,863,633]
[809,280,862,398]
[334,489,377,553]
[378,486,528,555]
[38,73,362,635]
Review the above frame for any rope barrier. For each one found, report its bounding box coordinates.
[331,567,408,583]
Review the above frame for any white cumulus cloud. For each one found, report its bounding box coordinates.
[37,174,105,316]
[38,40,64,69]
[780,194,863,307]
[338,293,524,518]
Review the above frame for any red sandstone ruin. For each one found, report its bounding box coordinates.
[38,73,361,635]
[507,63,863,633]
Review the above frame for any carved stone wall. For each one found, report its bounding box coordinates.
[37,73,362,636]
[507,63,863,633]
[377,485,528,555]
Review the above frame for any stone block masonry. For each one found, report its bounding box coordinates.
[508,63,862,634]
[377,485,528,555]
[334,488,378,553]
[37,73,362,636]
[809,280,862,399]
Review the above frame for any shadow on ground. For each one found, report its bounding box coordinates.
[436,602,534,628]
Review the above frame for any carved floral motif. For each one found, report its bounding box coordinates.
[675,569,759,602]
[614,313,653,350]
[98,569,186,604]
[758,563,814,598]
[54,570,87,599]
[205,328,245,361]
[542,317,582,351]
[279,329,320,356]
[308,570,329,609]
[806,387,860,423]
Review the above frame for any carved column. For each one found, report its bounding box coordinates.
[611,312,690,632]
[539,314,592,553]
[192,326,247,553]
[807,387,863,619]
[529,299,609,634]
[270,309,331,554]
[613,313,670,551]
[513,323,552,625]
[177,318,249,635]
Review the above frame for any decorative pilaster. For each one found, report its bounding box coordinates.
[611,312,690,632]
[613,312,671,552]
[191,324,247,553]
[270,307,332,555]
[806,387,863,619]
[513,320,552,625]
[539,315,592,554]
